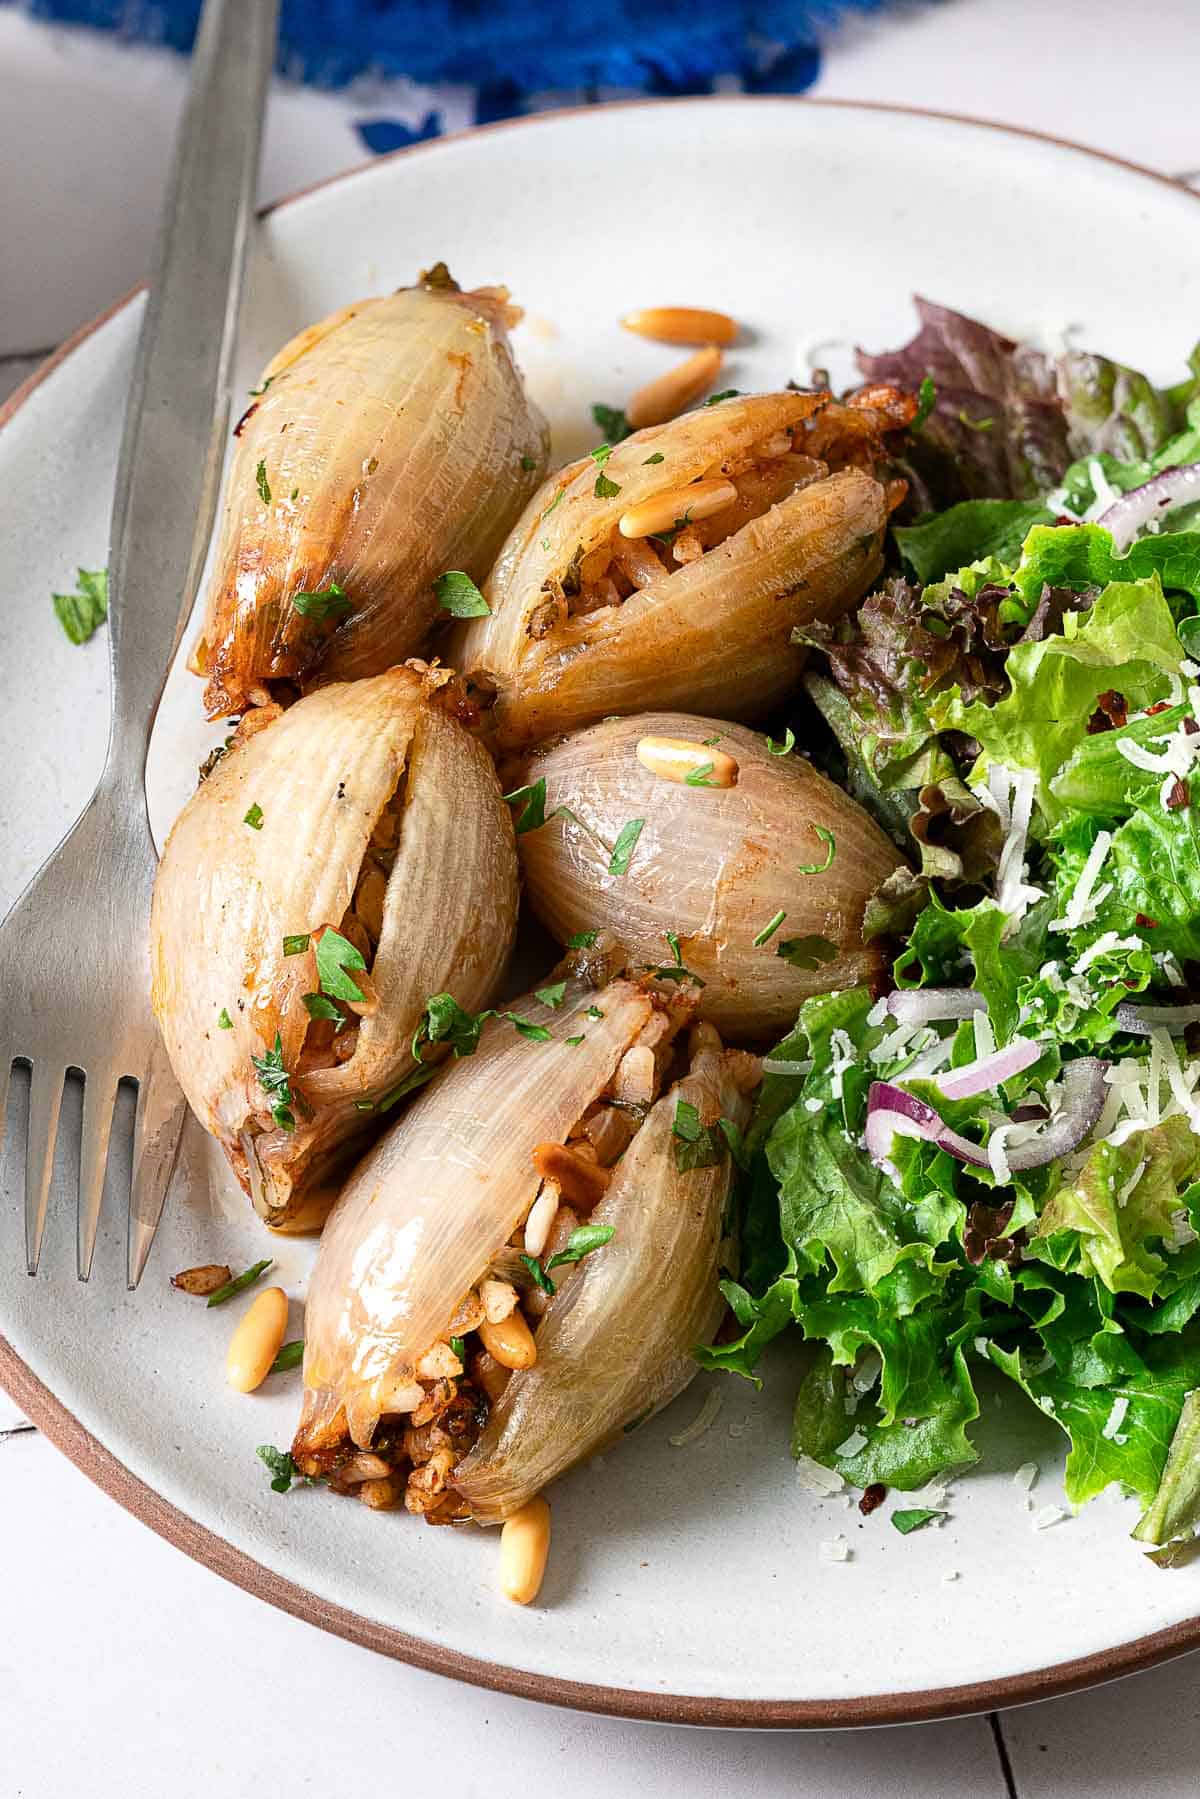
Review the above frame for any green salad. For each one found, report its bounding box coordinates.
[708,302,1200,1560]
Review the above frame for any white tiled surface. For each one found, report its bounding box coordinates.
[3,3,1200,1790]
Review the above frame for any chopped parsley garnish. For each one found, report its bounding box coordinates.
[591,444,614,468]
[684,761,716,788]
[567,929,598,948]
[753,909,787,947]
[250,1034,295,1132]
[255,460,272,505]
[702,733,724,747]
[256,1444,297,1493]
[206,1259,273,1308]
[672,1099,724,1171]
[541,487,565,520]
[519,1252,556,1295]
[705,389,741,405]
[413,993,495,1061]
[591,402,631,443]
[520,454,537,471]
[585,1006,604,1021]
[594,471,621,499]
[665,930,683,966]
[434,570,490,617]
[52,567,108,645]
[217,1008,233,1030]
[891,1508,941,1535]
[302,991,343,1022]
[315,927,367,1003]
[243,802,264,830]
[776,934,839,970]
[608,817,645,876]
[450,1335,466,1360]
[270,1340,305,1373]
[504,1012,553,1043]
[503,778,547,834]
[293,581,351,621]
[958,409,994,432]
[565,1034,585,1046]
[248,375,275,398]
[765,728,795,756]
[282,933,310,956]
[796,824,837,875]
[535,981,567,1009]
[643,451,665,465]
[912,375,937,433]
[521,1225,616,1295]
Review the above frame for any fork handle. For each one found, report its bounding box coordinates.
[104,0,279,797]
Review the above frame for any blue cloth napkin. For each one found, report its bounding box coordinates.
[13,1,890,109]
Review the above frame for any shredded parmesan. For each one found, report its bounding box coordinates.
[987,1124,1013,1183]
[668,1385,723,1448]
[1031,1504,1067,1531]
[834,1428,868,1458]
[1101,1396,1130,1441]
[1013,1462,1039,1491]
[795,1455,844,1496]
[1076,931,1143,973]
[1050,829,1113,931]
[819,1535,851,1563]
[989,765,1046,932]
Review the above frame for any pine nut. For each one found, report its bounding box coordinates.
[621,306,738,347]
[416,1340,464,1379]
[613,1044,656,1105]
[618,477,736,540]
[378,1374,425,1415]
[341,1452,393,1483]
[635,736,739,788]
[689,1020,723,1057]
[360,1475,404,1509]
[523,1181,561,1258]
[479,1310,538,1370]
[531,1141,612,1210]
[499,1497,552,1604]
[225,1286,289,1392]
[625,346,724,429]
[481,1277,520,1324]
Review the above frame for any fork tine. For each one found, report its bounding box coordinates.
[0,1056,12,1163]
[77,1075,119,1282]
[127,1042,188,1290]
[25,1063,66,1276]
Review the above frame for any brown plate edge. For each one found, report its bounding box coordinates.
[4,94,1200,1727]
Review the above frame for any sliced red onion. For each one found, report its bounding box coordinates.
[885,988,982,1027]
[1098,464,1200,554]
[1115,1000,1200,1036]
[936,1037,1041,1100]
[866,1057,1108,1175]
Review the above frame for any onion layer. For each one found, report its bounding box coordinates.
[454,1043,753,1522]
[1098,464,1200,554]
[511,710,906,1040]
[866,1058,1108,1172]
[150,667,518,1229]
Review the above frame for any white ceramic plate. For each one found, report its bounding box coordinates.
[4,99,1200,1727]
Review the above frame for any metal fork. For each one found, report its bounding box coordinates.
[0,0,279,1287]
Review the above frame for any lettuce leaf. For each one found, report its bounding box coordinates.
[895,499,1053,584]
[857,298,1192,505]
[931,575,1182,822]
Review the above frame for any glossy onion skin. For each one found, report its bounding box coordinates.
[454,1049,752,1522]
[512,712,905,1040]
[150,668,518,1229]
[453,393,886,747]
[193,281,549,718]
[294,973,658,1453]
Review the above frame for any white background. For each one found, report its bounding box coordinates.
[3,1,1200,1791]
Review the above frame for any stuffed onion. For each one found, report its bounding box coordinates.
[192,267,549,718]
[150,666,518,1229]
[454,388,913,746]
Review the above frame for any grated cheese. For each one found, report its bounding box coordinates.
[1014,1462,1039,1491]
[989,765,1046,933]
[1049,829,1113,932]
[819,1535,851,1563]
[1075,931,1143,974]
[834,1428,868,1458]
[795,1455,844,1496]
[987,1123,1014,1183]
[1101,1396,1130,1441]
[668,1385,723,1448]
[1032,1504,1067,1531]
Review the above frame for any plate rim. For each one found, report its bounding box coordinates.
[4,93,1200,1728]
